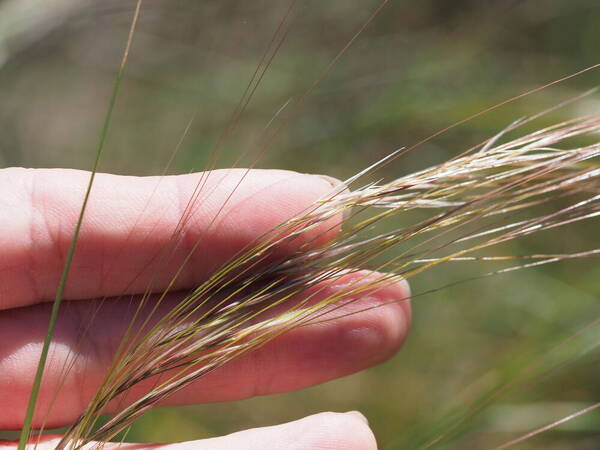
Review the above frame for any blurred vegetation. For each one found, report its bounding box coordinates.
[0,0,599,448]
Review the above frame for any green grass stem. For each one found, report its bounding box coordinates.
[17,2,142,448]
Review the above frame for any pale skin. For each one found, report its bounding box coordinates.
[0,168,411,450]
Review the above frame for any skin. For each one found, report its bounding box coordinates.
[0,168,411,449]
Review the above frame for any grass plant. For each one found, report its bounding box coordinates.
[2,1,599,449]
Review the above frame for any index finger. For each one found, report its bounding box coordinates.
[0,168,343,309]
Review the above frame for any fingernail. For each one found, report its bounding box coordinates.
[314,174,351,222]
[346,410,369,425]
[315,174,345,189]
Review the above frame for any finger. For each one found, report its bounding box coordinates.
[0,168,343,309]
[2,412,376,450]
[0,272,410,429]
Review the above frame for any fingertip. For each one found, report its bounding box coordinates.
[235,411,377,450]
[295,411,377,450]
[324,270,412,366]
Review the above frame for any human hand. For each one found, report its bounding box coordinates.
[0,168,411,449]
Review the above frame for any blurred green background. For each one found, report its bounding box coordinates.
[0,0,599,448]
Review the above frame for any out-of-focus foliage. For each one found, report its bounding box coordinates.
[0,1,598,448]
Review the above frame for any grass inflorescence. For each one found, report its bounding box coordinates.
[49,110,600,449]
